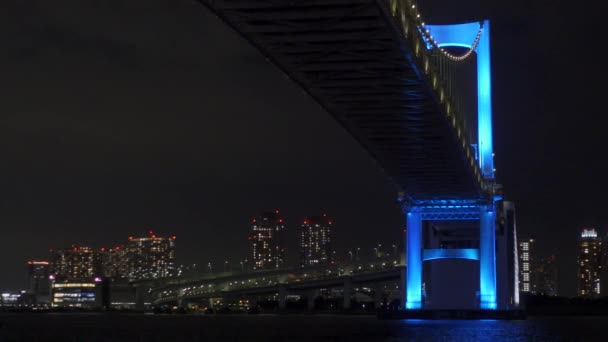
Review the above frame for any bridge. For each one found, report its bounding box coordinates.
[138,258,402,311]
[139,0,518,311]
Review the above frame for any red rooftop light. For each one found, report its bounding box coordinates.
[275,210,280,214]
[329,221,333,225]
[304,220,309,225]
[171,236,176,240]
[128,236,133,240]
[279,219,284,223]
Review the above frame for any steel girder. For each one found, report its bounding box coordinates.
[199,0,482,199]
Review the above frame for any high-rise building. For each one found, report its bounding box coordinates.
[127,231,176,280]
[299,213,333,267]
[536,254,558,296]
[50,246,95,279]
[518,238,535,294]
[250,210,286,270]
[95,246,130,279]
[578,228,602,297]
[27,260,50,303]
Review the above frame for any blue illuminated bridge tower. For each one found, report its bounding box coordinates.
[198,0,519,311]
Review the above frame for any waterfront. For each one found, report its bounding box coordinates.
[0,313,606,341]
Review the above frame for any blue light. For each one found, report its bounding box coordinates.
[403,202,498,310]
[426,21,494,180]
[406,209,422,310]
[479,204,497,310]
[422,248,479,261]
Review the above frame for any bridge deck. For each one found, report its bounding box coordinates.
[199,0,482,199]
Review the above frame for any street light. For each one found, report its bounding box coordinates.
[208,262,213,274]
[373,247,379,258]
[392,244,397,257]
[240,261,244,272]
[356,247,360,260]
[348,251,353,262]
[224,260,229,273]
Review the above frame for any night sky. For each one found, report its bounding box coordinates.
[0,0,605,297]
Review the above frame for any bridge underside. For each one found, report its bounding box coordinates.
[200,0,482,199]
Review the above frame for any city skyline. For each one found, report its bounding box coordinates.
[8,214,403,290]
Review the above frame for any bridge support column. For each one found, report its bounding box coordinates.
[405,208,422,309]
[135,285,146,312]
[307,289,319,311]
[479,203,497,309]
[177,289,187,310]
[278,284,287,310]
[343,277,352,310]
[373,284,384,310]
[177,297,187,310]
[248,297,258,309]
[208,298,215,309]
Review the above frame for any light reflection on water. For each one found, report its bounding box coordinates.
[0,313,605,341]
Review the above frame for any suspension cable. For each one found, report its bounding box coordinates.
[410,4,483,62]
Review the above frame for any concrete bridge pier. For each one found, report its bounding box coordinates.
[135,285,147,312]
[373,284,384,310]
[177,289,187,310]
[248,297,258,309]
[343,277,353,310]
[307,289,319,311]
[177,297,187,310]
[278,284,287,310]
